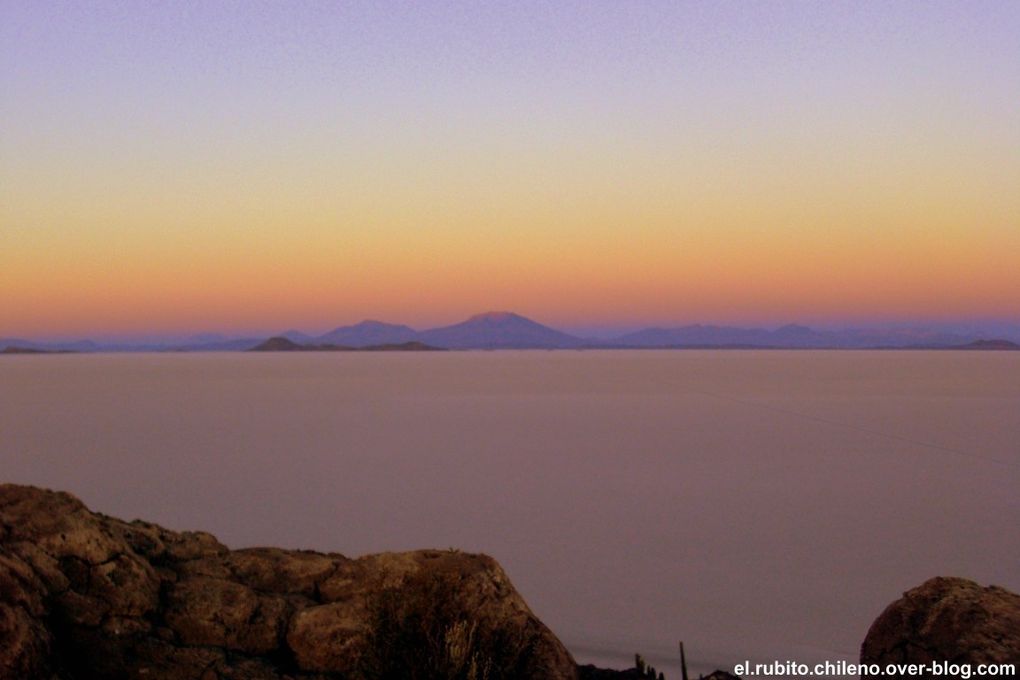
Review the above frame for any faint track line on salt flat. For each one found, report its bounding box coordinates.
[691,389,1018,469]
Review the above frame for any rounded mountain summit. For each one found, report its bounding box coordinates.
[417,312,586,350]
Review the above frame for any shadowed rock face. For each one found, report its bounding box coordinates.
[861,577,1020,668]
[0,484,578,680]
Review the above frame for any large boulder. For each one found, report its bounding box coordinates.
[0,483,578,680]
[861,577,1020,668]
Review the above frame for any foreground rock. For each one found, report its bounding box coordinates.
[0,484,576,679]
[861,576,1020,667]
[20,482,1016,679]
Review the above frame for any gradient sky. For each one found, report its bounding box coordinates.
[2,1,1019,338]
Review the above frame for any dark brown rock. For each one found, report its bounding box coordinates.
[861,576,1020,668]
[0,550,52,679]
[288,601,366,672]
[164,576,287,654]
[0,483,578,680]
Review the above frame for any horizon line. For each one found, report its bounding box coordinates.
[5,310,1020,345]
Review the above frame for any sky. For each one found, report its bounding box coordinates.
[2,1,1019,339]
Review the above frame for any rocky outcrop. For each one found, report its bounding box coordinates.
[0,484,577,679]
[18,482,1016,680]
[861,577,1020,667]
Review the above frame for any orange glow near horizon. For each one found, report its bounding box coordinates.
[5,173,1018,337]
[3,4,1019,338]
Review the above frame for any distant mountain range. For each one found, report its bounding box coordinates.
[418,312,585,349]
[316,320,419,346]
[0,338,100,353]
[249,337,443,352]
[3,313,1019,353]
[612,323,988,349]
